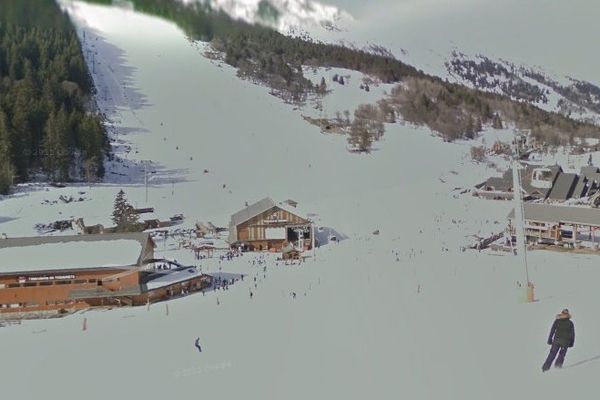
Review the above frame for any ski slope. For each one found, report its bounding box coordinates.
[2,2,600,399]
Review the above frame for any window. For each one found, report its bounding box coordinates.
[74,280,86,284]
[7,283,21,288]
[39,282,53,286]
[23,282,37,287]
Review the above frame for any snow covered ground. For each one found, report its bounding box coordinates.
[1,2,600,399]
[185,0,353,33]
[310,0,600,86]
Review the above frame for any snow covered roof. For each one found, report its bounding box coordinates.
[0,233,153,275]
[508,203,600,226]
[482,164,563,199]
[144,267,205,291]
[230,197,277,228]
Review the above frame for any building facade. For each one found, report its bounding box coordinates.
[508,203,600,246]
[0,232,212,317]
[229,198,313,251]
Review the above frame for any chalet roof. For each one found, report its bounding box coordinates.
[572,177,588,198]
[230,198,276,228]
[485,176,511,191]
[0,232,154,275]
[520,164,562,198]
[482,164,561,198]
[580,166,599,180]
[547,173,578,201]
[508,203,600,226]
[196,222,210,233]
[0,232,152,250]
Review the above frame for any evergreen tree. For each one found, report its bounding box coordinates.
[492,113,504,129]
[465,115,475,139]
[317,77,327,94]
[0,1,107,191]
[0,111,15,194]
[111,189,140,232]
[474,117,483,133]
[42,107,71,181]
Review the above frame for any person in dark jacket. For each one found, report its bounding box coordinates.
[542,309,575,371]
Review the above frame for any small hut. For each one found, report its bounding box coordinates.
[193,244,215,259]
[281,242,301,260]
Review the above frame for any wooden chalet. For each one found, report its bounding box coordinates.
[195,221,218,238]
[228,198,313,251]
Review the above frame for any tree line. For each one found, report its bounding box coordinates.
[0,0,108,194]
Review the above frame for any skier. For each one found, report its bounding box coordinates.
[542,308,575,372]
[194,337,202,353]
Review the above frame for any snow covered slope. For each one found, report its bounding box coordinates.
[197,0,600,124]
[315,0,600,84]
[180,0,352,33]
[1,2,600,400]
[445,52,600,125]
[290,0,600,125]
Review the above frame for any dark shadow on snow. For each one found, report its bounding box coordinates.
[315,226,349,247]
[0,216,18,226]
[80,26,188,186]
[564,354,600,369]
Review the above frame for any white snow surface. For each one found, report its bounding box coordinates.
[312,0,600,86]
[0,240,142,274]
[0,2,599,400]
[145,267,202,291]
[180,0,352,33]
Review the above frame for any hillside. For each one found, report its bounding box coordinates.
[0,0,108,194]
[80,0,600,151]
[2,3,600,400]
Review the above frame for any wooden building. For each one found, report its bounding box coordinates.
[0,233,212,317]
[228,197,313,251]
[508,203,600,246]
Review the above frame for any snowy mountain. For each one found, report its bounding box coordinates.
[3,2,600,400]
[180,0,352,33]
[446,52,600,125]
